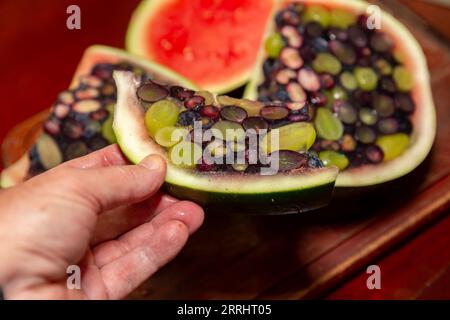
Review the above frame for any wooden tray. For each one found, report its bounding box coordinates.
[1,0,450,299]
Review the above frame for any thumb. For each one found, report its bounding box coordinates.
[66,154,167,212]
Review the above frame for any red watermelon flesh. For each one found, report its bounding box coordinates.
[127,0,275,93]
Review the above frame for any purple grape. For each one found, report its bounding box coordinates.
[348,25,368,48]
[137,82,168,103]
[261,105,289,121]
[370,33,394,53]
[365,145,384,163]
[394,93,415,114]
[305,22,323,38]
[271,150,309,172]
[220,106,248,123]
[379,76,397,94]
[185,95,205,111]
[242,117,269,133]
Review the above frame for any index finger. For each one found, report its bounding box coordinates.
[62,144,130,169]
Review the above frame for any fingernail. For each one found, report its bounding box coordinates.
[139,155,164,171]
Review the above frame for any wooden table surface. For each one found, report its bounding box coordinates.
[329,0,450,299]
[1,0,449,299]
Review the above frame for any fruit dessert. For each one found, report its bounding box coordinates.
[0,46,197,188]
[245,0,436,187]
[113,71,338,213]
[126,0,275,93]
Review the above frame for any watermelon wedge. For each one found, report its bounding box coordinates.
[126,0,275,93]
[0,45,198,188]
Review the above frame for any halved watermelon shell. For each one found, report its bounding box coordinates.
[0,45,198,188]
[244,0,436,187]
[113,71,338,214]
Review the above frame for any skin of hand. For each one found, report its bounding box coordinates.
[0,144,204,300]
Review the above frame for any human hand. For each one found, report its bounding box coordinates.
[0,144,204,299]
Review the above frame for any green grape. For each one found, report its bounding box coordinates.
[230,141,246,153]
[232,163,248,172]
[312,53,342,75]
[319,150,349,170]
[354,67,378,91]
[144,99,179,137]
[265,33,285,58]
[376,133,410,161]
[340,72,358,91]
[169,141,203,169]
[196,90,215,105]
[325,86,348,108]
[206,141,229,158]
[101,114,117,144]
[211,121,245,142]
[330,9,356,29]
[261,122,316,154]
[359,108,378,126]
[331,86,348,100]
[338,104,357,124]
[303,5,330,28]
[393,66,413,91]
[86,120,101,135]
[105,103,115,114]
[155,126,189,148]
[314,108,344,141]
[36,134,63,170]
[374,59,393,76]
[217,95,264,116]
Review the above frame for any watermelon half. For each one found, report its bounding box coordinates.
[244,0,436,187]
[126,0,275,93]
